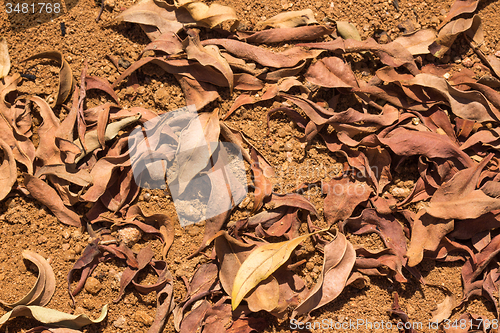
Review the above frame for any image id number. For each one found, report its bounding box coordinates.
[5,3,61,14]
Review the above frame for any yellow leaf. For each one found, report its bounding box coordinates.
[231,229,325,310]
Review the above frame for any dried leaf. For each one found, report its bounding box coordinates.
[176,0,237,28]
[305,56,358,88]
[379,127,473,168]
[0,305,107,330]
[406,210,454,267]
[256,9,317,29]
[22,51,74,106]
[322,176,372,225]
[231,230,323,310]
[336,21,361,41]
[393,29,437,55]
[0,138,16,201]
[430,292,457,323]
[430,15,482,58]
[0,37,10,79]
[405,73,500,123]
[74,114,141,163]
[111,0,193,40]
[426,154,500,219]
[24,174,81,227]
[236,25,334,44]
[440,0,480,28]
[0,251,55,308]
[184,29,234,92]
[172,108,220,195]
[249,146,273,213]
[299,37,419,74]
[175,75,220,110]
[201,39,323,68]
[292,232,355,317]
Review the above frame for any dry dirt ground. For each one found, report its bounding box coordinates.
[1,0,500,332]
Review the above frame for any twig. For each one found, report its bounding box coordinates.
[96,0,105,23]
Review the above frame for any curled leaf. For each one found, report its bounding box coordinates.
[336,21,361,41]
[74,114,142,163]
[24,174,81,227]
[0,251,56,308]
[256,9,317,29]
[177,0,238,28]
[292,232,355,317]
[0,305,107,330]
[22,51,74,106]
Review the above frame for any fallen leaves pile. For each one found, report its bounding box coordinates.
[1,0,500,331]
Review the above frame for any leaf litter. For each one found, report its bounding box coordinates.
[2,0,500,332]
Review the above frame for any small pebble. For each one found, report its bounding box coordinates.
[62,243,70,251]
[84,276,102,295]
[143,192,151,201]
[306,262,315,271]
[284,141,294,152]
[134,310,154,326]
[62,250,76,262]
[462,57,473,68]
[62,230,71,239]
[113,316,127,328]
[118,226,143,246]
[118,58,131,69]
[74,244,83,254]
[495,50,500,58]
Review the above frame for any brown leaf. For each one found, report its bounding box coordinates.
[299,38,419,74]
[114,246,154,302]
[341,209,406,258]
[176,0,238,29]
[404,73,500,123]
[24,174,81,227]
[184,29,234,92]
[236,25,334,44]
[22,51,74,106]
[85,76,120,105]
[430,15,482,58]
[439,0,480,29]
[0,138,16,201]
[426,153,500,220]
[0,77,36,173]
[113,57,229,88]
[0,251,55,308]
[175,74,220,110]
[201,39,323,68]
[67,239,101,306]
[250,147,273,212]
[292,232,355,317]
[305,56,358,88]
[142,32,183,55]
[73,114,141,164]
[379,127,473,168]
[322,176,372,225]
[256,9,317,29]
[486,54,500,79]
[111,0,193,40]
[393,29,437,55]
[406,210,455,267]
[0,37,10,79]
